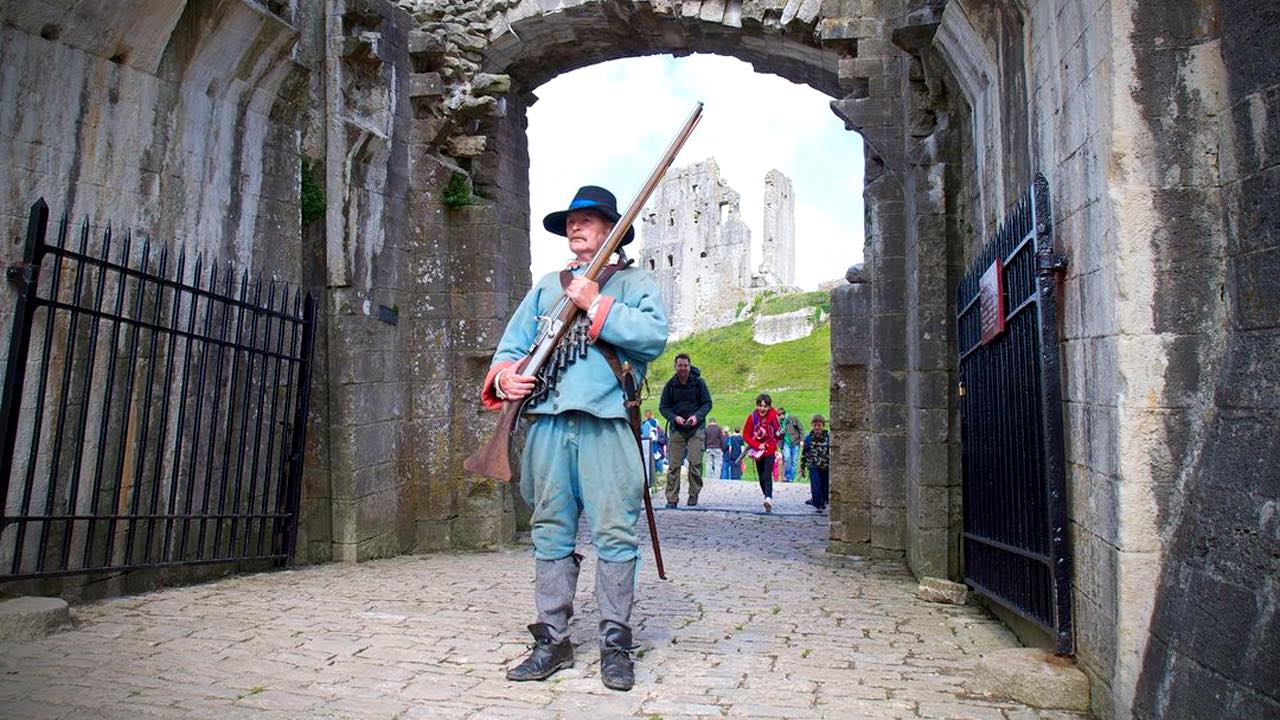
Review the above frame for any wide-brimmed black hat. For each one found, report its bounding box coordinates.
[542,185,635,246]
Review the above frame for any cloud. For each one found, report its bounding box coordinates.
[528,54,864,289]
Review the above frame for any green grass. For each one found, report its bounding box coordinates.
[640,317,830,435]
[754,289,831,317]
[640,289,831,485]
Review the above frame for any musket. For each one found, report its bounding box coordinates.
[464,102,704,482]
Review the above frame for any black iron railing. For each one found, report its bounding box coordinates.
[956,175,1073,654]
[0,199,316,580]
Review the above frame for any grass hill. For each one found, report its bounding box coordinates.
[639,289,832,438]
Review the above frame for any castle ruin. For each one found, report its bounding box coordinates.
[640,159,797,338]
[755,168,796,287]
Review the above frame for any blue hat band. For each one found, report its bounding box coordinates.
[568,198,606,210]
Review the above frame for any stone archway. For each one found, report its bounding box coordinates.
[395,0,979,589]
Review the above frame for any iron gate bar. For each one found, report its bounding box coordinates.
[0,200,48,566]
[8,207,63,573]
[1034,175,1073,654]
[0,198,316,580]
[124,245,170,565]
[957,174,1073,654]
[115,244,160,564]
[237,280,276,557]
[30,298,307,363]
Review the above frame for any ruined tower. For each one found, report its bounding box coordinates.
[639,159,752,338]
[758,169,796,286]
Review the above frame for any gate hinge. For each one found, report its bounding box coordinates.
[1037,253,1068,275]
[5,262,37,287]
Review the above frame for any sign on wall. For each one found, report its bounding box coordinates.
[979,258,1005,345]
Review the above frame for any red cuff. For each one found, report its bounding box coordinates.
[481,360,516,411]
[588,295,615,342]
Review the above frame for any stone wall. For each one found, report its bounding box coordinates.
[0,0,332,595]
[321,0,418,563]
[752,308,820,345]
[1130,1,1280,717]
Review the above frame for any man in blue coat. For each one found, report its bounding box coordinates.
[480,186,668,691]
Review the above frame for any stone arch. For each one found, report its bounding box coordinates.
[404,0,980,589]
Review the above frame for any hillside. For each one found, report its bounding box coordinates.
[640,290,832,439]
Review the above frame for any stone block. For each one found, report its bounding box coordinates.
[355,484,401,545]
[471,73,510,96]
[871,505,906,551]
[1229,246,1280,330]
[871,402,905,432]
[870,369,905,405]
[917,577,968,605]
[408,73,443,98]
[407,31,444,56]
[913,483,950,527]
[699,0,726,23]
[445,134,487,157]
[1216,332,1280,410]
[0,597,71,642]
[966,648,1090,711]
[910,526,953,580]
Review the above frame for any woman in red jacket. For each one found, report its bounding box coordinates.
[743,393,782,512]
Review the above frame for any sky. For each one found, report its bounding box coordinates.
[526,54,865,290]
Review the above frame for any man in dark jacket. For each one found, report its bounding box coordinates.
[659,353,713,507]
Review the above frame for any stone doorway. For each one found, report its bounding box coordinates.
[425,0,977,590]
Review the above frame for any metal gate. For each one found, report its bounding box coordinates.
[956,175,1073,653]
[0,200,316,580]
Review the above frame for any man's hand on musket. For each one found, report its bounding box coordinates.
[498,370,538,401]
[565,276,600,311]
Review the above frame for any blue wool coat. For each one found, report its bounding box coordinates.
[484,265,668,417]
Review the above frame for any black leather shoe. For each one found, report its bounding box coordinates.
[665,502,677,509]
[599,623,636,691]
[687,497,698,506]
[506,623,573,681]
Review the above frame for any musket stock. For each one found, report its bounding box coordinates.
[462,398,524,482]
[465,102,703,482]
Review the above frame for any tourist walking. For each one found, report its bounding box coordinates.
[743,393,782,512]
[801,414,831,512]
[641,409,659,441]
[703,417,724,481]
[479,185,668,691]
[780,407,804,482]
[659,353,713,508]
[722,427,744,480]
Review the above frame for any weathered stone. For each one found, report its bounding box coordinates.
[0,596,71,642]
[916,577,968,605]
[753,307,818,345]
[966,649,1090,712]
[757,169,796,287]
[639,159,753,338]
[407,30,444,55]
[409,72,444,97]
[445,134,487,156]
[471,72,510,95]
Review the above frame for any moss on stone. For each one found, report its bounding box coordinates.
[300,160,325,225]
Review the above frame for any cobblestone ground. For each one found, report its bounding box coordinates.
[1,478,1087,719]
